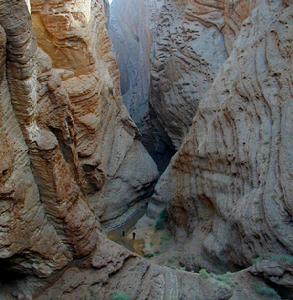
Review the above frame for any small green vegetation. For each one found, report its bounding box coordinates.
[253,256,262,264]
[155,209,169,230]
[160,232,172,246]
[271,254,293,265]
[199,268,210,279]
[255,284,280,299]
[111,291,131,300]
[198,269,236,288]
[253,254,293,265]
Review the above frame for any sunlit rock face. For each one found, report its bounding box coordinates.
[0,0,292,299]
[153,0,293,271]
[31,0,159,224]
[0,0,158,278]
[0,0,96,278]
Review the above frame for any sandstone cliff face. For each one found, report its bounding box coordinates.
[153,0,293,273]
[0,0,292,299]
[30,0,159,225]
[0,0,95,277]
[150,0,257,149]
[150,0,225,149]
[0,0,158,278]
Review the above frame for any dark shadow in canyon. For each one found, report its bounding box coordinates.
[108,0,175,174]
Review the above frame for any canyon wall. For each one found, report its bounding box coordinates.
[153,0,293,275]
[0,0,159,279]
[0,0,292,299]
[30,0,159,226]
[150,0,257,150]
[109,0,174,172]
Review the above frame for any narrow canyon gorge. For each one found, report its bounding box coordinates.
[0,0,292,299]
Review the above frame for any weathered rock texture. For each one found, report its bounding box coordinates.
[1,233,279,300]
[151,0,222,149]
[0,0,292,299]
[150,0,258,149]
[0,0,158,278]
[30,0,159,225]
[109,0,174,172]
[153,0,293,275]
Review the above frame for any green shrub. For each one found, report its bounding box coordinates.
[255,285,280,299]
[199,268,210,279]
[198,270,236,288]
[214,272,236,288]
[144,253,154,258]
[155,209,169,230]
[111,291,131,300]
[253,256,262,264]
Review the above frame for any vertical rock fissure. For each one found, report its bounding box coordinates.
[109,0,175,174]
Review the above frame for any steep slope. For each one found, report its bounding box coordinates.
[109,0,174,172]
[0,0,159,277]
[30,0,159,225]
[0,0,292,299]
[150,0,256,149]
[150,0,226,149]
[153,0,293,276]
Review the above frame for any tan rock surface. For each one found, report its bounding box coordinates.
[0,0,157,278]
[153,0,293,273]
[30,0,159,223]
[0,0,292,299]
[150,0,258,150]
[3,234,275,300]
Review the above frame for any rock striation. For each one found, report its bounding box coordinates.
[153,0,293,276]
[0,0,158,278]
[0,0,292,299]
[30,0,159,225]
[150,0,225,149]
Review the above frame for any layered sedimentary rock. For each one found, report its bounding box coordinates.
[0,0,158,278]
[0,0,95,278]
[153,0,293,276]
[30,0,159,225]
[150,0,257,149]
[150,0,225,149]
[0,0,292,299]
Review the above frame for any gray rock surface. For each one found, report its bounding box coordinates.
[153,0,293,274]
[109,0,173,172]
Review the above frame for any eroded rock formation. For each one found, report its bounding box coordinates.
[0,0,292,299]
[0,0,158,278]
[153,0,293,276]
[30,0,159,226]
[150,0,227,149]
[109,0,174,172]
